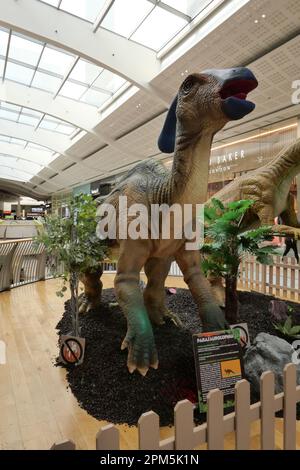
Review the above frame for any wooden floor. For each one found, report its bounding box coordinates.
[0,275,299,450]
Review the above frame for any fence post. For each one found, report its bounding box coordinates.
[260,371,275,450]
[138,411,160,450]
[50,440,76,450]
[174,400,195,450]
[235,380,251,450]
[207,389,224,450]
[283,363,297,450]
[96,424,120,450]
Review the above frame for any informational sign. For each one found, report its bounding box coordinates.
[59,335,85,365]
[193,329,244,412]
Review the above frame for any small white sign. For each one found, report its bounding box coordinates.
[230,323,251,350]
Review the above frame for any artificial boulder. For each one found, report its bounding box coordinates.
[244,332,300,396]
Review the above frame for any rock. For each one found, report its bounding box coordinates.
[244,332,300,395]
[268,300,288,322]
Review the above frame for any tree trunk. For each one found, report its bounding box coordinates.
[225,275,239,324]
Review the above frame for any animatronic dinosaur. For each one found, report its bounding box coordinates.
[206,137,300,306]
[80,68,258,375]
[210,137,300,235]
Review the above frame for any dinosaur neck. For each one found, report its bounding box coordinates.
[170,123,214,204]
[269,138,300,190]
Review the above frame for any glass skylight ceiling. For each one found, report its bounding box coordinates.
[0,28,128,108]
[0,135,57,182]
[39,0,214,51]
[0,101,77,136]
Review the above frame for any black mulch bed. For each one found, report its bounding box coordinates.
[56,289,300,426]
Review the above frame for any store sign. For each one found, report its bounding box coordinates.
[209,149,245,175]
[193,329,244,412]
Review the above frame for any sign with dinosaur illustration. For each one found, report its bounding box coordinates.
[193,329,244,412]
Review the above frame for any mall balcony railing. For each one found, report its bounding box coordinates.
[0,238,117,292]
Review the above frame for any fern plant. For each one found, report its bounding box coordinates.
[274,316,300,338]
[202,198,279,322]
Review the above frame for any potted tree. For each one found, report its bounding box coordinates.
[201,198,278,323]
[36,193,108,356]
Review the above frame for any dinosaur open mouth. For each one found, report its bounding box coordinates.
[220,79,258,100]
[220,78,258,120]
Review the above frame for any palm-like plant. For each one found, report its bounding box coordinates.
[202,198,278,322]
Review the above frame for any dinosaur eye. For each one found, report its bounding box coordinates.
[182,77,195,93]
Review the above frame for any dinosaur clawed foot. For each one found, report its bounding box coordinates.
[78,293,101,314]
[163,309,183,327]
[121,326,158,376]
[149,306,182,327]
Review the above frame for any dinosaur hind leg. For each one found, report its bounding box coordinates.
[143,257,182,326]
[114,240,158,375]
[78,267,103,314]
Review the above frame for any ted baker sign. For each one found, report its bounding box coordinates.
[209,149,245,174]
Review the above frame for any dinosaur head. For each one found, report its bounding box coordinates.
[158,67,258,153]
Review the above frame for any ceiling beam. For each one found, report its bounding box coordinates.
[0,0,164,99]
[0,178,49,199]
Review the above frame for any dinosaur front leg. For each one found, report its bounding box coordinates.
[115,241,158,375]
[78,267,103,314]
[143,257,182,326]
[271,224,300,239]
[175,247,227,331]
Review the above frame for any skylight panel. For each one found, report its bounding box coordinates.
[26,142,54,154]
[1,103,20,112]
[0,108,19,122]
[131,6,187,50]
[0,166,30,181]
[5,62,35,86]
[93,70,126,93]
[0,155,18,166]
[0,29,9,56]
[40,0,60,6]
[39,117,60,131]
[162,0,211,17]
[59,81,87,99]
[18,113,42,127]
[9,34,43,67]
[81,88,109,107]
[0,135,10,143]
[31,71,62,93]
[69,59,102,85]
[10,137,27,147]
[0,59,4,78]
[60,0,106,22]
[101,0,153,38]
[38,46,75,76]
[55,123,76,135]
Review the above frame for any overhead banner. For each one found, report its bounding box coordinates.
[193,329,244,412]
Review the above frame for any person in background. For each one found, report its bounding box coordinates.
[277,213,299,263]
[282,236,299,263]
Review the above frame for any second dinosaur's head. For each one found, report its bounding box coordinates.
[158,67,258,153]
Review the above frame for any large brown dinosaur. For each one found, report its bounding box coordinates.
[79,68,258,375]
[210,137,300,234]
[207,137,300,306]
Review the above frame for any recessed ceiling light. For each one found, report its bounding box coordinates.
[254,19,259,23]
[261,14,266,18]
